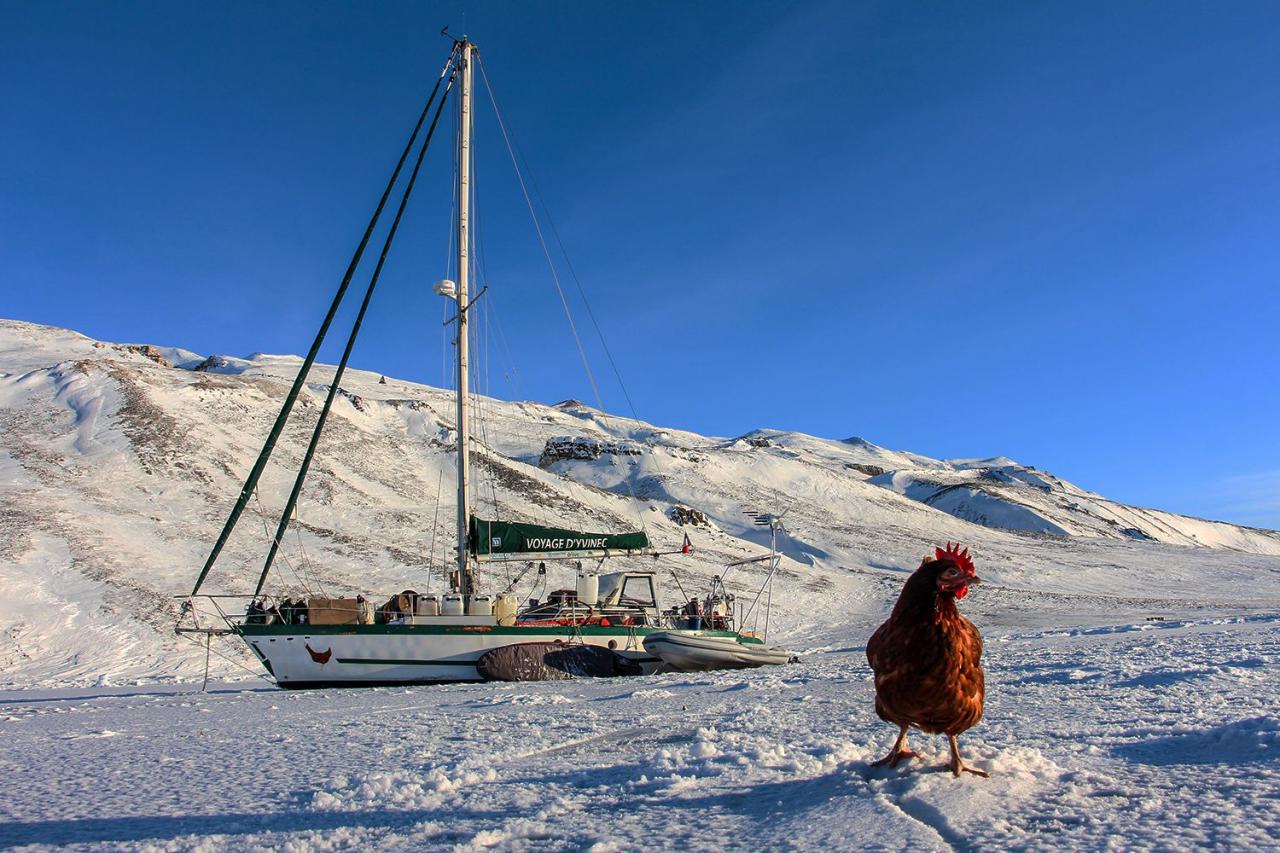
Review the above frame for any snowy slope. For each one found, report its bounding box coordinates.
[2,319,1279,851]
[1,317,1278,692]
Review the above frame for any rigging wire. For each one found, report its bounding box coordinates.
[469,150,530,538]
[290,516,327,599]
[474,56,603,409]
[467,122,495,523]
[249,487,314,598]
[476,55,653,537]
[176,631,276,685]
[278,465,328,599]
[470,168,527,402]
[527,170,678,545]
[515,124,640,424]
[485,298,524,398]
[464,109,545,589]
[427,466,444,592]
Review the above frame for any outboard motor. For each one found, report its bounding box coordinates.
[245,599,266,625]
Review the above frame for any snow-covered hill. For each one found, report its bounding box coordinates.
[1,318,1278,690]
[3,318,1280,851]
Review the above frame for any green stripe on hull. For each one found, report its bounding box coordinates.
[332,656,665,667]
[277,679,476,689]
[237,623,759,643]
[336,657,479,666]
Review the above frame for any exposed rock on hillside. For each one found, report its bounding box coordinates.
[670,505,711,527]
[539,436,643,466]
[192,355,236,373]
[108,344,172,367]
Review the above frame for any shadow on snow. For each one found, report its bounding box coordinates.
[0,808,462,847]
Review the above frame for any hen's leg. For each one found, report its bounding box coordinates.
[947,734,988,778]
[871,725,919,768]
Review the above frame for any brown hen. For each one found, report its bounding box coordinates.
[866,542,987,777]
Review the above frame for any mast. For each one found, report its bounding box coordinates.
[455,38,474,597]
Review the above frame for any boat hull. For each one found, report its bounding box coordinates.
[642,630,792,672]
[236,623,739,687]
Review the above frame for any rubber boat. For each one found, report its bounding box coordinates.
[643,630,793,672]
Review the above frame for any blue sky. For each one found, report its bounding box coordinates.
[3,2,1278,528]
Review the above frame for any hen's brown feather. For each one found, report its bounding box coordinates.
[867,562,985,737]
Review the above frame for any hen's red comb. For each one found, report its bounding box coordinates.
[935,542,976,576]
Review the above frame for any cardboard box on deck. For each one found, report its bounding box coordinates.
[308,597,360,625]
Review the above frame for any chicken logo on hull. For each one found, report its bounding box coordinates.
[305,643,333,665]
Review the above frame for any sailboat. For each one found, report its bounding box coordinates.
[176,35,784,688]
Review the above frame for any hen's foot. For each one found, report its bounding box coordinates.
[871,748,920,768]
[948,756,988,778]
[946,734,988,778]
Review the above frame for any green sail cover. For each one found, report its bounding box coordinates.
[470,516,650,560]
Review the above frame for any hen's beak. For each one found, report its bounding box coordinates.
[943,574,980,591]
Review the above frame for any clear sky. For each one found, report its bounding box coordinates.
[3,1,1278,529]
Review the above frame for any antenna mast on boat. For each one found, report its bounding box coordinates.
[454,37,475,598]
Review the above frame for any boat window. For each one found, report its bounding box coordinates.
[619,576,656,608]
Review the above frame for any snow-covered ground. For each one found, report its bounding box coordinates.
[2,611,1276,850]
[1,318,1278,849]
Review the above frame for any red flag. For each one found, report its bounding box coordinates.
[681,533,692,554]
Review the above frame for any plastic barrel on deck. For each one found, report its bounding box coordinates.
[576,573,599,606]
[494,594,518,626]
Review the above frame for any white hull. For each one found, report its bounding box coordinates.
[642,630,792,672]
[238,623,667,687]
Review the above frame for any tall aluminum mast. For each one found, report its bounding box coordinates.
[455,38,474,597]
